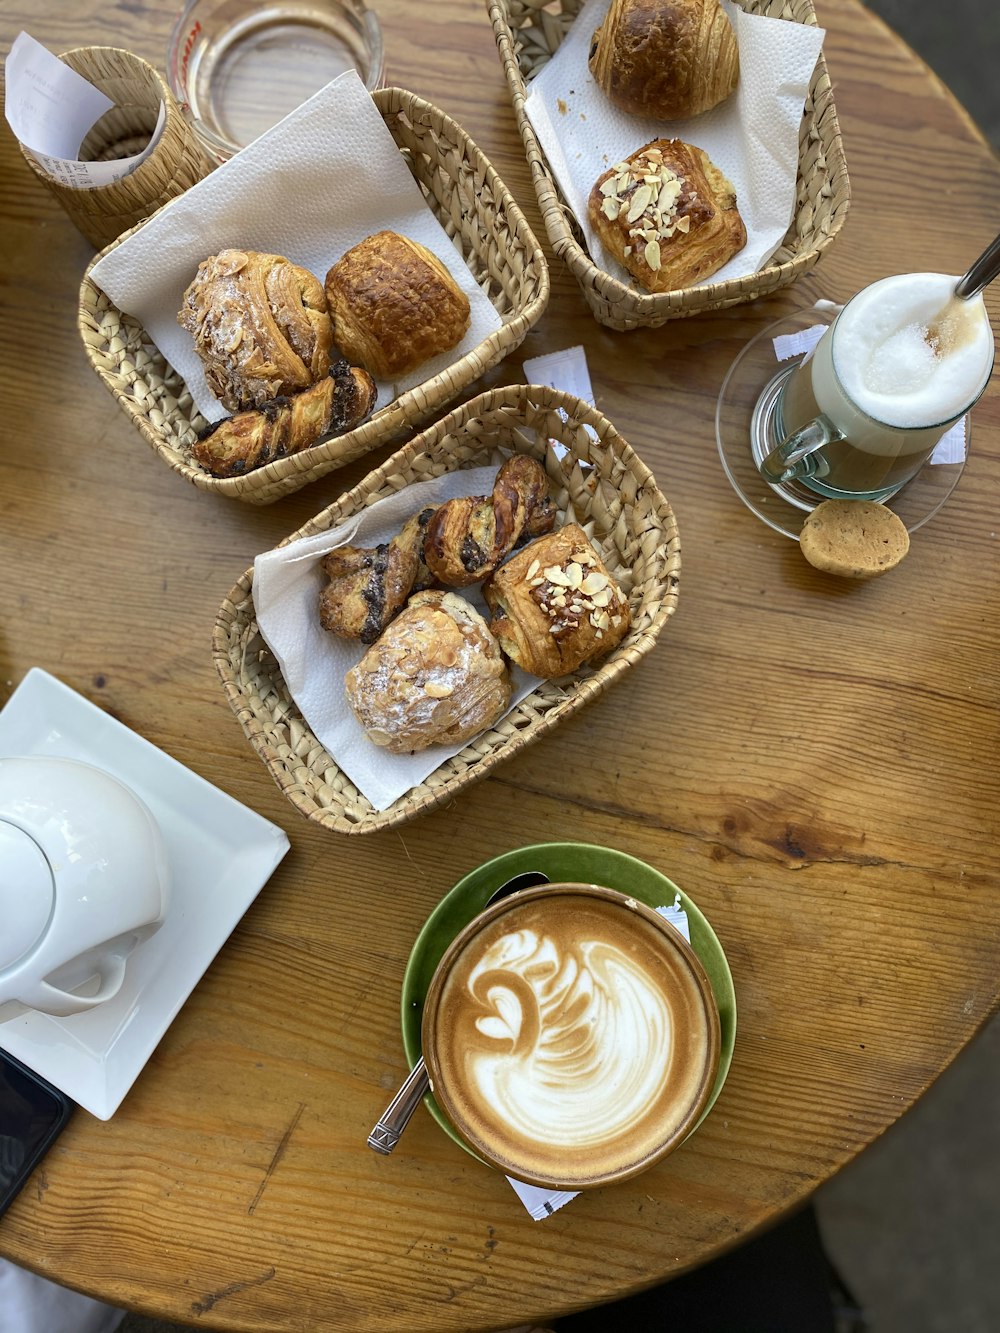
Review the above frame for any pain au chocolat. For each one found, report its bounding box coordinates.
[324,230,471,380]
[588,137,746,292]
[588,0,740,120]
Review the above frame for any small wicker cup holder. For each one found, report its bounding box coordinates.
[19,46,215,252]
[78,87,550,505]
[487,0,851,331]
[213,384,681,835]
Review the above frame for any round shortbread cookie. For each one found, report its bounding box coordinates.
[799,500,910,579]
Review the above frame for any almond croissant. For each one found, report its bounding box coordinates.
[178,249,334,411]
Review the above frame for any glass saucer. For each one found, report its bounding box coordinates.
[715,307,970,540]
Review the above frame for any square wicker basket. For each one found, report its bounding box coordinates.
[487,0,851,331]
[77,87,550,505]
[213,383,681,834]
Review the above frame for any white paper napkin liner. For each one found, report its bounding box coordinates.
[523,345,596,407]
[523,0,825,287]
[772,308,968,465]
[523,344,600,467]
[89,70,502,423]
[507,900,690,1219]
[252,465,541,812]
[5,32,166,188]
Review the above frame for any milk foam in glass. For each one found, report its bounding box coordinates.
[761,273,995,499]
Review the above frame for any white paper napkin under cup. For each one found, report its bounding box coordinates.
[89,70,502,424]
[523,0,826,286]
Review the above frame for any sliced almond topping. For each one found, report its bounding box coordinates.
[657,179,680,213]
[525,558,540,580]
[424,680,454,699]
[580,571,609,595]
[601,197,620,221]
[627,185,654,223]
[675,215,691,233]
[544,565,570,586]
[565,561,584,588]
[599,176,619,196]
[644,239,662,271]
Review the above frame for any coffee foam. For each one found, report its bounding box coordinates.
[425,890,718,1187]
[832,273,993,429]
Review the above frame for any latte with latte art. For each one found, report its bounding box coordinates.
[421,884,720,1188]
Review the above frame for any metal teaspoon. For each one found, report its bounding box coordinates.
[954,228,1000,300]
[367,869,551,1154]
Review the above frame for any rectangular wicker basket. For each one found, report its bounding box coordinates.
[212,384,681,834]
[487,0,851,331]
[77,87,550,505]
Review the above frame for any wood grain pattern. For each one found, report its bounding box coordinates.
[1,0,998,1328]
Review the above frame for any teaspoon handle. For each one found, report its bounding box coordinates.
[367,1058,431,1154]
[955,230,1000,300]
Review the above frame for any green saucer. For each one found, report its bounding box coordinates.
[400,841,737,1162]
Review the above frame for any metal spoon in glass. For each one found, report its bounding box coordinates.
[367,870,551,1155]
[927,229,1000,350]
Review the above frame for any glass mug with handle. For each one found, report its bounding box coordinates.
[759,272,995,501]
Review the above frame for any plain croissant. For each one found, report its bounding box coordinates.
[588,0,740,120]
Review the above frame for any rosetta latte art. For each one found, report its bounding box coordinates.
[462,927,673,1149]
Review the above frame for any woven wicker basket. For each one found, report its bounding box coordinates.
[487,0,851,331]
[213,384,680,834]
[78,87,550,505]
[19,47,215,251]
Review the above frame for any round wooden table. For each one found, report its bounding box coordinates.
[1,1,998,1329]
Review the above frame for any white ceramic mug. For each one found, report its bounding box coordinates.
[0,757,170,1020]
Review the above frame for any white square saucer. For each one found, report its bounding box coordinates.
[0,669,290,1119]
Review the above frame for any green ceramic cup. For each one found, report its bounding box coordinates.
[401,841,737,1165]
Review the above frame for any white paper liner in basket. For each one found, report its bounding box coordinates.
[89,70,502,425]
[524,0,825,287]
[252,466,543,811]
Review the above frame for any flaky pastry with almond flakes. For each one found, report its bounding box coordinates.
[345,591,511,753]
[483,524,631,678]
[588,138,746,292]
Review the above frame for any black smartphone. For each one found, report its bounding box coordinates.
[0,1049,74,1219]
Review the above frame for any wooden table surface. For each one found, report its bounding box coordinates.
[2,0,998,1329]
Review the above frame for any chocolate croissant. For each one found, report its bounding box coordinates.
[178,249,335,411]
[324,230,471,380]
[319,508,437,644]
[483,524,632,678]
[190,359,377,478]
[588,138,746,291]
[424,455,556,588]
[588,0,740,120]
